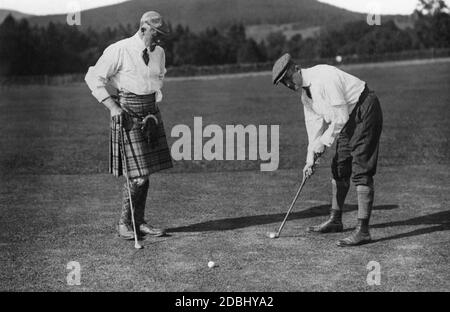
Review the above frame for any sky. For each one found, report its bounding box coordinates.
[0,0,128,15]
[319,0,449,14]
[0,0,448,15]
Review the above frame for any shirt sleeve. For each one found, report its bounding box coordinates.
[155,47,166,103]
[84,45,121,103]
[316,66,350,147]
[159,48,167,81]
[303,103,327,153]
[319,104,349,147]
[322,66,347,106]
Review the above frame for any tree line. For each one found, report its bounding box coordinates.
[0,0,448,76]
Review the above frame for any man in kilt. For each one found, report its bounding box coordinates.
[272,54,383,247]
[85,11,173,239]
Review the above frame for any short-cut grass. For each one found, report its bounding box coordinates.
[0,60,449,291]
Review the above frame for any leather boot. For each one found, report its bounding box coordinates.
[117,223,135,240]
[134,179,149,227]
[134,180,166,237]
[337,184,373,247]
[117,181,138,240]
[307,179,349,233]
[139,223,166,237]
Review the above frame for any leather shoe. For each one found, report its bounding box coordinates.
[139,223,166,237]
[307,220,343,233]
[337,230,371,247]
[307,209,343,233]
[117,223,135,240]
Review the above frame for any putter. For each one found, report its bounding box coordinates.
[267,153,322,239]
[267,174,309,239]
[120,124,143,250]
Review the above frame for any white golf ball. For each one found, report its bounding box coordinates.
[336,55,343,63]
[269,233,276,239]
[208,261,215,268]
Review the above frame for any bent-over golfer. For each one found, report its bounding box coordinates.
[85,11,173,240]
[272,53,383,246]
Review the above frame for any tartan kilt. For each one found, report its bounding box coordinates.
[109,92,173,179]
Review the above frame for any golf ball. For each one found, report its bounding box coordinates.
[208,261,215,268]
[269,233,276,239]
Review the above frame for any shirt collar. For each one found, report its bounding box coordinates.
[300,68,311,88]
[132,31,147,50]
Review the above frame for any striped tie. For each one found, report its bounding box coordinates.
[142,48,149,66]
[302,86,312,99]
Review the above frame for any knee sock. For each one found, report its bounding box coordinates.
[331,178,350,219]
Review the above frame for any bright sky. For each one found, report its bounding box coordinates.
[0,0,449,15]
[0,0,129,15]
[319,0,449,14]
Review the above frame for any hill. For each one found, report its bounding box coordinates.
[0,9,29,23]
[245,14,414,42]
[26,0,367,32]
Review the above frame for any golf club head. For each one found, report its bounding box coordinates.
[267,232,279,239]
[134,242,143,249]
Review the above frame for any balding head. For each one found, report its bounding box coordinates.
[140,11,165,33]
[138,11,168,49]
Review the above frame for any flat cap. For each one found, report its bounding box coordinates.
[272,53,292,85]
[141,11,168,35]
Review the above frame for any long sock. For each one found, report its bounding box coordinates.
[356,184,374,219]
[356,184,374,233]
[331,179,350,220]
[357,218,370,234]
[121,180,140,225]
[135,180,149,225]
[120,183,131,225]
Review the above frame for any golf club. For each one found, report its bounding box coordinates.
[267,175,308,239]
[267,152,323,239]
[120,123,143,250]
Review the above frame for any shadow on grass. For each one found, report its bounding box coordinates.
[371,210,450,243]
[167,204,398,233]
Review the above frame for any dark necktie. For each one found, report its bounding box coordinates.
[142,48,149,66]
[302,86,312,99]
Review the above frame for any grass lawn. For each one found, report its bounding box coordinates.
[0,60,449,291]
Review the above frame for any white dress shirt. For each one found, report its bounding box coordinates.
[300,65,366,155]
[85,32,167,103]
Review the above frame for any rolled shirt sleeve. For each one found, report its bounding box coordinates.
[85,45,121,103]
[155,49,166,103]
[304,104,327,154]
[319,105,349,147]
[159,48,167,80]
[317,72,349,147]
[301,65,364,156]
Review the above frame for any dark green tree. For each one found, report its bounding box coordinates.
[194,27,228,65]
[237,38,265,63]
[226,23,247,63]
[414,0,450,48]
[265,31,287,61]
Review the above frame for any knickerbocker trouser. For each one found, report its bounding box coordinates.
[331,85,383,186]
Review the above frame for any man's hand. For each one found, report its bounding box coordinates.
[110,106,124,118]
[303,148,326,179]
[311,140,326,155]
[101,96,123,117]
[303,161,316,179]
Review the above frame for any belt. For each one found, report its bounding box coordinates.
[119,111,159,148]
[112,92,156,102]
[107,94,158,127]
[348,84,370,118]
[120,108,159,131]
[356,84,370,107]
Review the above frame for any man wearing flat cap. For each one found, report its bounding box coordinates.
[85,11,172,241]
[272,53,383,247]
